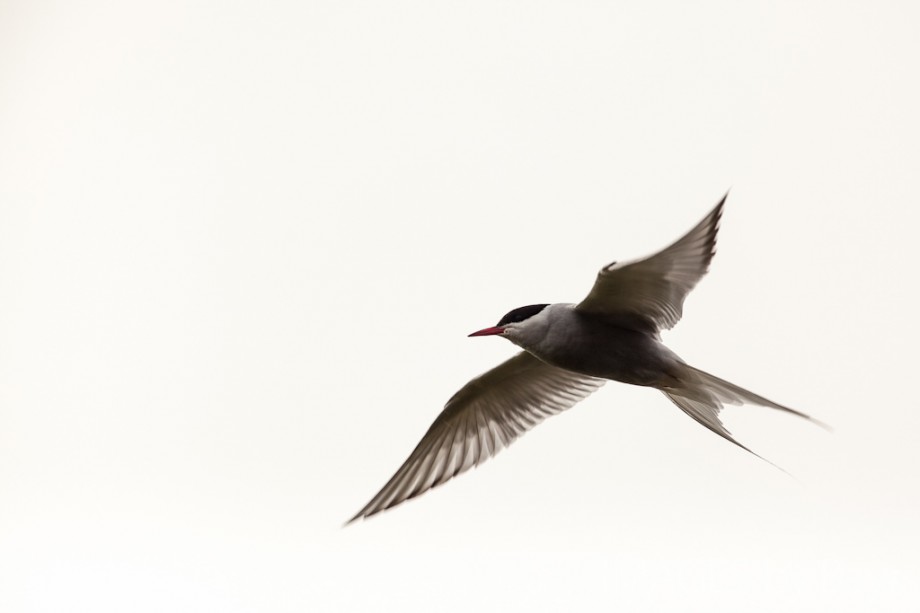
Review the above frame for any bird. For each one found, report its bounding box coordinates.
[348,194,825,523]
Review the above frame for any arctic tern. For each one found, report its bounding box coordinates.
[349,194,824,523]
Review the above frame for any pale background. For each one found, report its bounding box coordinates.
[1,1,918,611]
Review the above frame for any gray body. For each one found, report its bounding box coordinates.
[349,195,826,523]
[506,303,683,386]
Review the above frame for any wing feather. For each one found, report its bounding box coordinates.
[576,194,727,331]
[348,352,605,523]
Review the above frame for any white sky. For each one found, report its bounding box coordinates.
[1,1,919,611]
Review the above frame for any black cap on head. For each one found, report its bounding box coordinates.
[496,304,549,326]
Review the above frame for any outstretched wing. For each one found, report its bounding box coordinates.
[576,194,726,332]
[348,352,605,523]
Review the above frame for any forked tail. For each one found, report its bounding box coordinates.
[661,364,829,465]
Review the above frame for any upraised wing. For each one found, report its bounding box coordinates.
[576,194,726,332]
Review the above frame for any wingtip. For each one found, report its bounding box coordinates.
[714,191,729,218]
[344,509,371,527]
[709,191,729,227]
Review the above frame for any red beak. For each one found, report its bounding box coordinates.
[468,326,505,337]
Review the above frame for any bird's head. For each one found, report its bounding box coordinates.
[468,304,551,344]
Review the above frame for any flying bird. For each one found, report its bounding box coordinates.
[349,194,824,523]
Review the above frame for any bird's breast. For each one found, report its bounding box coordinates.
[529,317,679,387]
